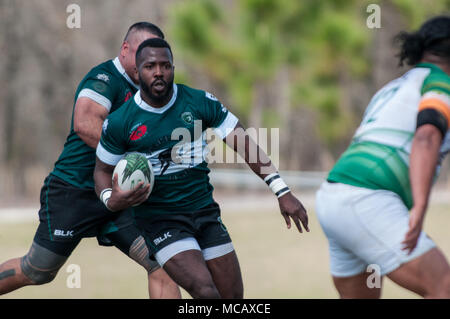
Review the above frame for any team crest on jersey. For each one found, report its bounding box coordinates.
[96,73,110,82]
[93,81,107,93]
[129,123,148,141]
[181,112,194,125]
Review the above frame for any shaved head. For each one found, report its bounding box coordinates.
[119,22,165,84]
[123,22,164,42]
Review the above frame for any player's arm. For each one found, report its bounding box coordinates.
[73,75,118,148]
[204,92,308,232]
[73,97,109,148]
[223,122,309,233]
[94,157,150,212]
[402,92,449,254]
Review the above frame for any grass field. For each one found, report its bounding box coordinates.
[1,191,449,299]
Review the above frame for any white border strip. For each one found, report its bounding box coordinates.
[113,57,139,90]
[77,89,112,111]
[155,237,201,266]
[96,143,124,166]
[214,112,239,139]
[202,242,234,261]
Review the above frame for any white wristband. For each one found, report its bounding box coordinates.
[264,173,291,198]
[100,188,112,210]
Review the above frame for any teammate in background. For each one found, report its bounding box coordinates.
[315,16,450,298]
[0,22,180,298]
[94,38,309,299]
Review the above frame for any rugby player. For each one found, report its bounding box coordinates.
[0,22,180,298]
[94,38,309,298]
[315,16,450,298]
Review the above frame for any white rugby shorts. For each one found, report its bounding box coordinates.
[315,181,435,277]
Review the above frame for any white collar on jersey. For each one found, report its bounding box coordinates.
[112,57,140,90]
[134,84,178,114]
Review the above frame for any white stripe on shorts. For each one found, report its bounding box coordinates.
[202,242,235,261]
[155,237,200,266]
[154,238,235,266]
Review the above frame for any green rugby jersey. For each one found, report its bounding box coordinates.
[328,63,450,209]
[97,84,239,217]
[51,57,138,188]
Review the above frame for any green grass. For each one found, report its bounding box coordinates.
[1,201,449,299]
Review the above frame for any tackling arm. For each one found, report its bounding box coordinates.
[73,97,109,148]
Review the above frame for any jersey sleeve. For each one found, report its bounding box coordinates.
[419,71,450,127]
[96,115,127,166]
[202,91,239,139]
[77,72,119,112]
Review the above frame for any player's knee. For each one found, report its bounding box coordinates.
[225,288,243,299]
[20,242,67,285]
[189,280,220,299]
[230,282,244,299]
[435,273,450,298]
[195,284,220,299]
[20,258,58,285]
[129,236,159,273]
[148,267,171,284]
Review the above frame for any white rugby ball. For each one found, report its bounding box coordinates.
[113,152,154,194]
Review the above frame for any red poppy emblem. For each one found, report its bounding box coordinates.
[129,125,147,141]
[124,91,133,102]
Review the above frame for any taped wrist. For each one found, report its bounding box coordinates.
[100,188,112,210]
[416,108,448,139]
[264,173,291,198]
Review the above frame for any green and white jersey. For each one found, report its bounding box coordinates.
[97,84,239,217]
[328,63,450,209]
[51,57,138,188]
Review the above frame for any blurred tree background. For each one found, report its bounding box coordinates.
[0,0,449,203]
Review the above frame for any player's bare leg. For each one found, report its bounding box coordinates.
[109,231,181,299]
[206,250,243,298]
[163,250,221,299]
[148,268,181,299]
[333,272,383,299]
[387,247,450,298]
[0,242,67,295]
[0,257,33,294]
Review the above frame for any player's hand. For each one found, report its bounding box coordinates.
[278,192,309,233]
[402,206,425,255]
[107,173,151,212]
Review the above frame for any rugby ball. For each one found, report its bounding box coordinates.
[113,152,154,194]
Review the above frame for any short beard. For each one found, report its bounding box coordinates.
[140,75,174,105]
